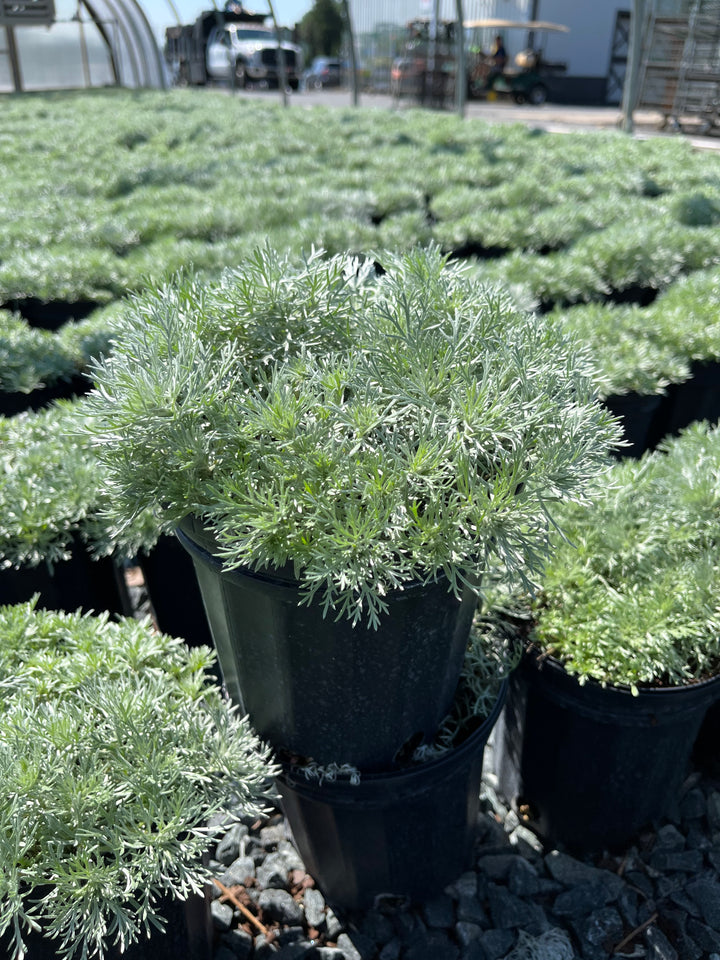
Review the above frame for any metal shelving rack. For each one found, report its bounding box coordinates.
[637,0,720,132]
[672,0,720,130]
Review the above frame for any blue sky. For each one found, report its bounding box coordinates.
[143,0,314,42]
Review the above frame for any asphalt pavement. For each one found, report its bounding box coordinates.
[240,85,720,152]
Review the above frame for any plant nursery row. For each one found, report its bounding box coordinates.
[0,89,719,960]
[3,90,720,415]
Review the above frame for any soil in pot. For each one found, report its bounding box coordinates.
[494,648,720,854]
[176,515,478,771]
[276,680,507,913]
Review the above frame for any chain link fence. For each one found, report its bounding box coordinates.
[344,0,524,94]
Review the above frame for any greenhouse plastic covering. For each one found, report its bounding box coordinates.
[0,0,166,90]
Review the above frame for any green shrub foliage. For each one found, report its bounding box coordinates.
[0,600,275,960]
[2,91,720,395]
[505,421,720,689]
[88,245,619,627]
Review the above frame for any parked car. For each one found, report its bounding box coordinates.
[303,56,342,89]
[390,56,424,98]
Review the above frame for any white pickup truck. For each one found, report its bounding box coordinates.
[205,20,302,89]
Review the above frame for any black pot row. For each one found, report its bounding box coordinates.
[0,538,131,617]
[604,358,720,459]
[0,529,214,643]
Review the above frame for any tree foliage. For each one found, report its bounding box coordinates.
[298,0,344,60]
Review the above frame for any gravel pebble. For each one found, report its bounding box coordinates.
[303,886,326,929]
[205,739,720,960]
[218,855,255,889]
[420,893,455,928]
[336,931,375,959]
[257,889,304,926]
[210,900,234,932]
[220,928,254,959]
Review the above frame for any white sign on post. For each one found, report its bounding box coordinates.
[0,0,54,23]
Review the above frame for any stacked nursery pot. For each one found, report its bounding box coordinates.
[492,420,720,854]
[87,245,620,911]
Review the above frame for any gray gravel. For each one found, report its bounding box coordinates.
[208,743,720,960]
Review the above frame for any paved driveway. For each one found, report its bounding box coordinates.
[239,85,720,152]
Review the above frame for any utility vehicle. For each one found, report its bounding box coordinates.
[465,18,569,105]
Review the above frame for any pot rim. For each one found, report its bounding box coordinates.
[177,515,470,599]
[280,677,508,794]
[525,643,720,699]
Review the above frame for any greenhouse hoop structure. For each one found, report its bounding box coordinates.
[0,0,167,90]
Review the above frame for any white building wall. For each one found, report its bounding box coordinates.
[525,0,624,78]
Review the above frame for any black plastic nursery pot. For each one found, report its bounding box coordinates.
[277,681,507,913]
[0,544,131,617]
[661,359,720,439]
[495,648,720,854]
[693,698,720,776]
[0,375,92,418]
[1,889,213,960]
[602,391,664,459]
[138,534,214,648]
[176,515,478,771]
[4,297,99,331]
